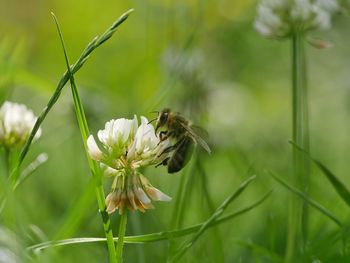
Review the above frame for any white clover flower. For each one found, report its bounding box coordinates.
[313,6,333,29]
[254,0,340,38]
[254,1,290,38]
[291,0,313,21]
[315,0,339,12]
[0,101,41,148]
[88,115,172,214]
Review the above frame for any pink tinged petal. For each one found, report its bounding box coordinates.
[119,192,128,214]
[127,188,137,211]
[141,202,154,210]
[138,174,151,186]
[105,191,119,214]
[87,135,103,161]
[146,187,172,202]
[135,187,151,204]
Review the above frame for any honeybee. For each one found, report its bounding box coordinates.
[152,108,211,173]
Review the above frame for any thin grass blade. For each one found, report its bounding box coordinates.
[8,9,133,186]
[237,241,283,262]
[269,171,342,227]
[168,175,257,262]
[51,13,118,262]
[27,190,271,253]
[13,153,48,190]
[313,160,350,208]
[290,141,350,208]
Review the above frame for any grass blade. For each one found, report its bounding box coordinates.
[269,171,342,227]
[313,160,350,208]
[27,190,271,253]
[290,141,350,208]
[9,9,133,187]
[51,13,120,262]
[13,153,48,190]
[168,175,257,262]
[237,241,283,262]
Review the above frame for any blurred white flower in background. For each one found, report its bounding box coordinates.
[87,116,172,214]
[0,227,21,263]
[208,82,256,146]
[254,0,340,38]
[0,248,17,263]
[0,101,41,148]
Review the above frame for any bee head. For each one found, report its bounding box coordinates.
[155,108,170,133]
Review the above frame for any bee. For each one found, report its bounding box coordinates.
[152,108,211,173]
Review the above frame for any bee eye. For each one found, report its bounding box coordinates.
[160,113,168,123]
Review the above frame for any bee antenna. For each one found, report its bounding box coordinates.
[148,117,157,124]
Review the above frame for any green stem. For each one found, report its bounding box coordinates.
[4,147,11,178]
[116,211,128,263]
[287,30,309,263]
[51,14,118,262]
[172,162,194,228]
[1,147,13,223]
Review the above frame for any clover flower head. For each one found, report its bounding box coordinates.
[87,115,172,214]
[0,101,41,148]
[254,0,339,38]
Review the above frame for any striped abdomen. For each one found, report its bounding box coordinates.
[167,136,194,173]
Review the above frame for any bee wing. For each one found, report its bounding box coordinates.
[180,123,211,154]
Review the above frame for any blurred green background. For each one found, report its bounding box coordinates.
[1,0,350,262]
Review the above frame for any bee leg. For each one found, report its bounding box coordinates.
[158,131,168,141]
[157,130,175,145]
[155,157,169,168]
[157,136,186,157]
[157,145,176,157]
[158,130,176,144]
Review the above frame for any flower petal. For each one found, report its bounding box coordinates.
[135,187,151,204]
[146,186,172,202]
[105,191,120,214]
[87,135,103,161]
[0,101,41,147]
